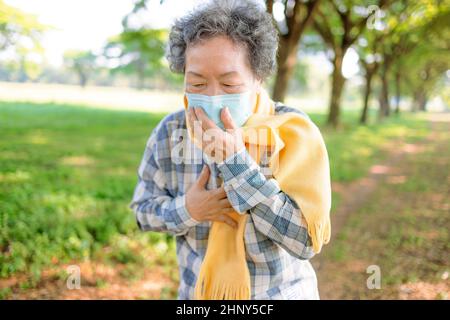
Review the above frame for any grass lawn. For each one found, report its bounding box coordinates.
[0,100,430,298]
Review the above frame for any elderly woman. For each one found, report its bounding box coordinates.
[130,0,331,300]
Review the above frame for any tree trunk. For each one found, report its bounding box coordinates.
[137,58,145,90]
[419,97,427,111]
[360,70,374,124]
[270,0,320,102]
[378,65,390,120]
[414,90,427,111]
[327,53,345,127]
[272,37,299,102]
[77,71,87,88]
[412,92,419,112]
[394,69,401,114]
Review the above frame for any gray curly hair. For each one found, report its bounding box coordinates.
[165,0,279,81]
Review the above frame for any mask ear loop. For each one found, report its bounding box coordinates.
[252,91,260,114]
[183,93,188,109]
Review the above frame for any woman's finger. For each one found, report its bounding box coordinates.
[215,214,237,229]
[220,207,235,215]
[218,198,232,208]
[194,107,218,131]
[211,185,227,199]
[221,106,237,131]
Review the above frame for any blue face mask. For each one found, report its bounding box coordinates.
[185,91,254,129]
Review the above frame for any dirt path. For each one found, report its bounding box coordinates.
[312,112,450,300]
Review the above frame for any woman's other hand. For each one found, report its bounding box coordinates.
[185,165,237,228]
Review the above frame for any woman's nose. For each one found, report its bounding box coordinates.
[205,84,225,96]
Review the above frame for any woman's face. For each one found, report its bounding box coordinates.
[184,35,261,108]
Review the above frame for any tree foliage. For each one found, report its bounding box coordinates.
[0,0,49,80]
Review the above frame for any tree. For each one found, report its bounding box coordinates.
[0,0,48,81]
[399,22,450,111]
[376,0,449,117]
[375,2,411,119]
[355,0,408,123]
[63,50,97,87]
[103,0,167,89]
[356,32,383,124]
[313,0,387,127]
[0,0,46,50]
[408,6,450,111]
[104,29,166,89]
[266,0,321,102]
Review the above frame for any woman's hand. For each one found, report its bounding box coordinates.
[187,106,245,163]
[185,165,237,228]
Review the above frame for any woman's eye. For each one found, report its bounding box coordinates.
[192,84,205,87]
[223,84,240,88]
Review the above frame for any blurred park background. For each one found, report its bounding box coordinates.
[0,0,449,299]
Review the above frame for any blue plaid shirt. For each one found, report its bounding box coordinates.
[129,103,320,299]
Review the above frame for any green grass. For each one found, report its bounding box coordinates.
[0,100,430,290]
[0,101,174,285]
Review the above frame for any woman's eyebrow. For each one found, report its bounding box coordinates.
[186,71,240,78]
[186,71,205,78]
[219,71,239,78]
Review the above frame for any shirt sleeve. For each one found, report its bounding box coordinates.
[129,123,200,236]
[217,148,315,260]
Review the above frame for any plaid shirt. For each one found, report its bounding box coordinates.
[129,103,320,300]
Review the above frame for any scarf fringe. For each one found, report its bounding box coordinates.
[195,272,250,300]
[307,218,331,254]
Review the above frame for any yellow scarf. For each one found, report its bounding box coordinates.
[183,88,332,300]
